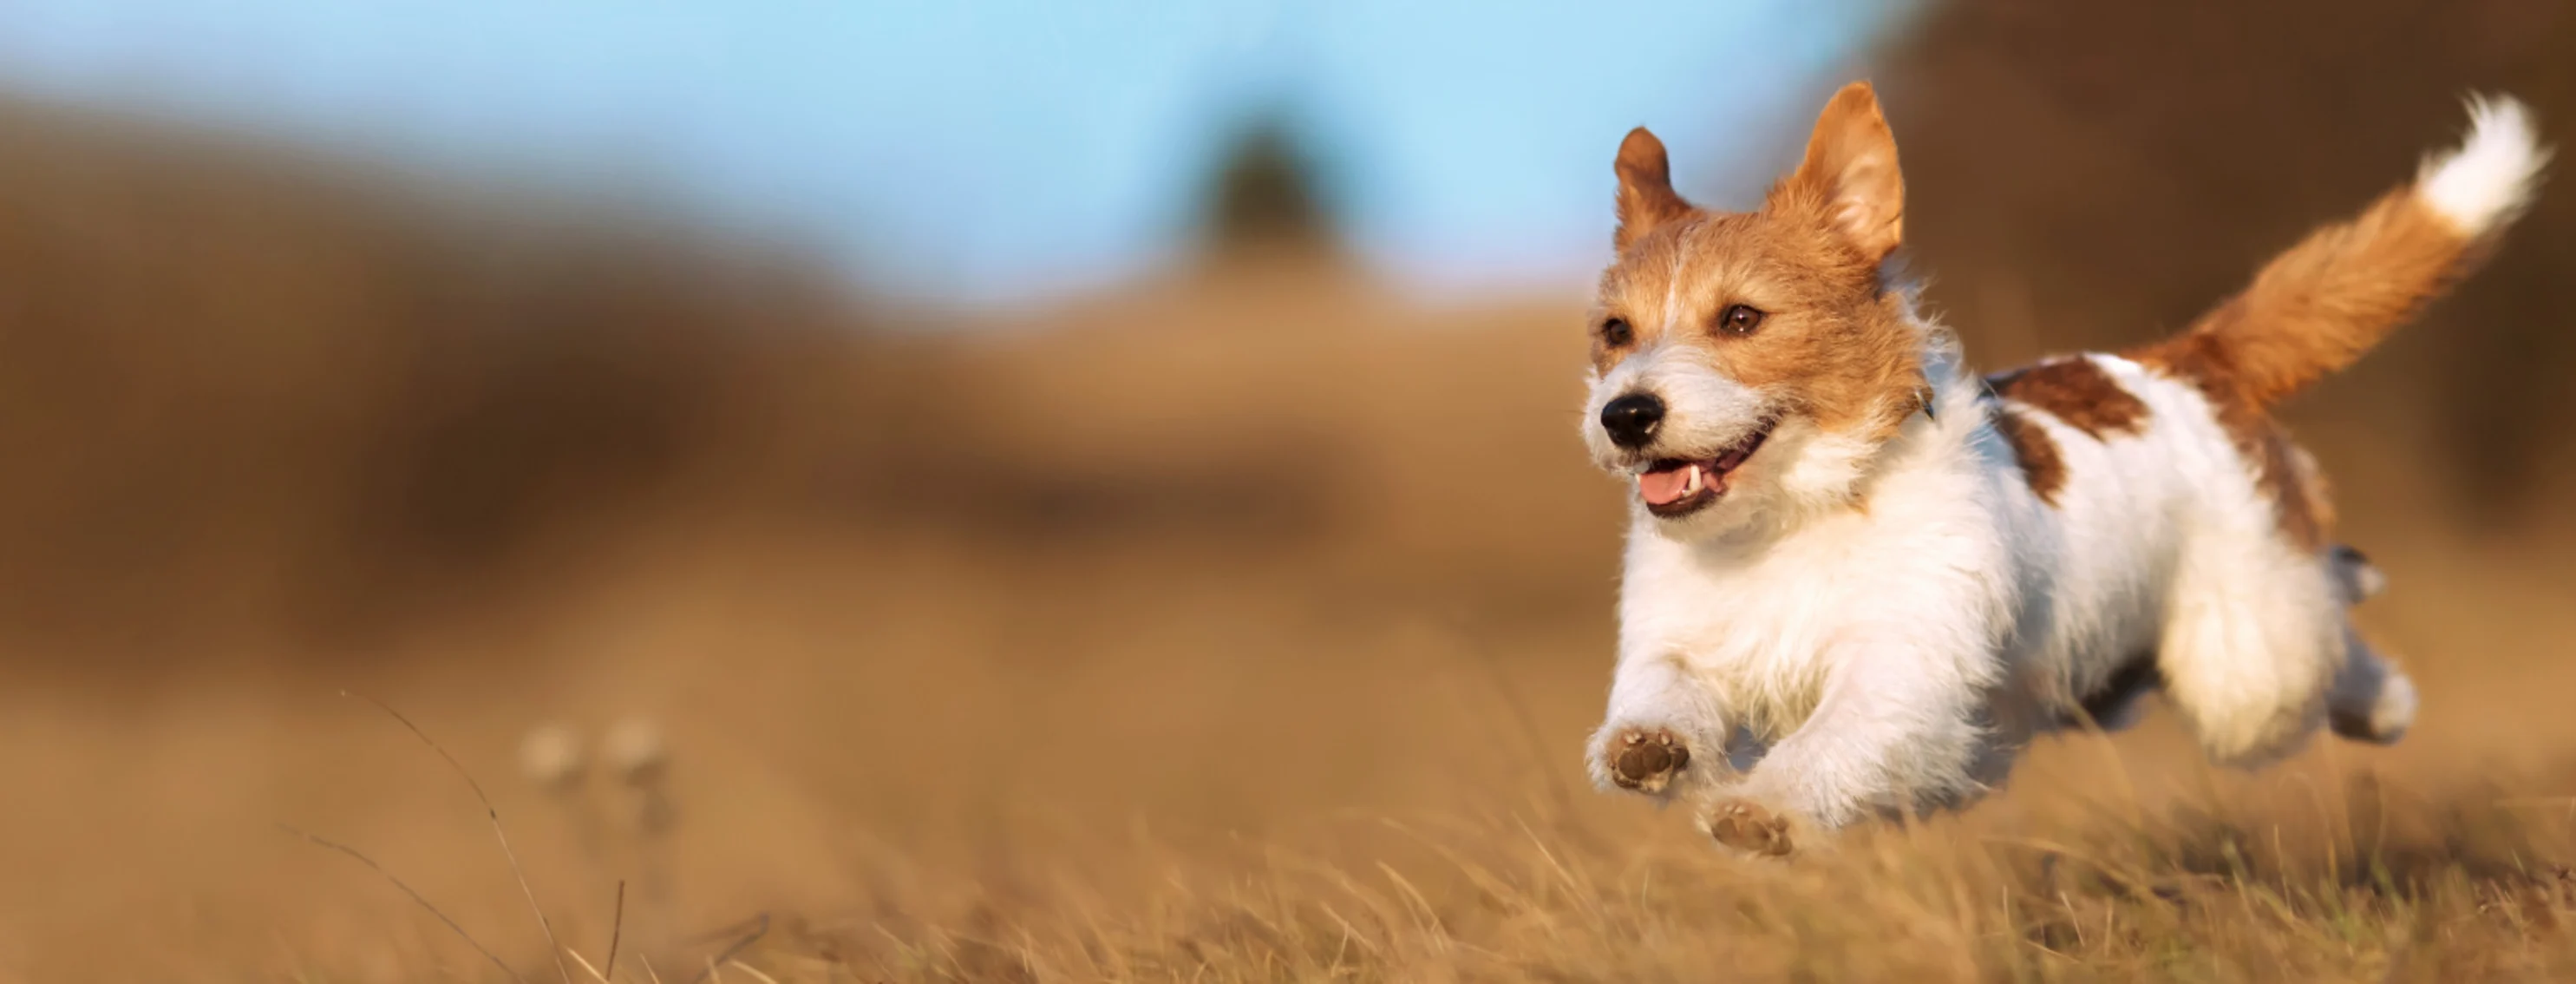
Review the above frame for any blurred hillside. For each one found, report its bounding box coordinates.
[0,98,914,668]
[1878,0,2575,526]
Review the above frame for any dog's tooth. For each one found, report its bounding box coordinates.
[1681,466,1703,495]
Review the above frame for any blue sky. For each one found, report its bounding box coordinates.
[0,1,1915,307]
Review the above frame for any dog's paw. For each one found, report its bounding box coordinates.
[1706,798,1797,858]
[1600,726,1692,794]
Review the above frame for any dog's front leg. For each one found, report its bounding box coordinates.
[1586,652,1729,801]
[1706,640,1993,856]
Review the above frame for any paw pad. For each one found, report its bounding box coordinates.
[1708,800,1794,857]
[1609,728,1690,793]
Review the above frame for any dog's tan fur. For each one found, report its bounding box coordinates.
[1595,90,1927,449]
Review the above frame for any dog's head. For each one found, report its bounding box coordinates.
[1581,82,1930,539]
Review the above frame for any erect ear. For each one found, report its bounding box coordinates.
[1614,127,1692,252]
[1786,81,1904,264]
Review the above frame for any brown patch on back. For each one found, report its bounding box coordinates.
[1985,358,2151,438]
[1991,407,2067,506]
[2132,333,2331,551]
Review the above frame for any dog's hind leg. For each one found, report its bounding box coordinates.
[2152,532,2344,767]
[2327,621,2416,744]
[2327,543,2387,605]
[2324,545,2416,744]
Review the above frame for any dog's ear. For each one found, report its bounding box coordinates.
[1785,81,1904,264]
[1615,127,1691,253]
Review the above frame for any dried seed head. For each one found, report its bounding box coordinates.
[518,723,585,793]
[603,717,669,786]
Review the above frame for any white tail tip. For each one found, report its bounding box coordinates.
[2418,94,2550,236]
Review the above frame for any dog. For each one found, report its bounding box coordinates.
[1578,82,2546,856]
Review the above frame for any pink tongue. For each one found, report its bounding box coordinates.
[1638,465,1700,506]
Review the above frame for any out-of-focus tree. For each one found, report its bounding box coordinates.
[1196,111,1342,259]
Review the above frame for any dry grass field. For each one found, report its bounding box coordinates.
[3,2,2575,981]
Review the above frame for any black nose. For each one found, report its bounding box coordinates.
[1599,393,1665,448]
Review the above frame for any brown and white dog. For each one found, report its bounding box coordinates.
[1579,82,2546,856]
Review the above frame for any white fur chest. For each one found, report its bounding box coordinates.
[1612,416,2024,741]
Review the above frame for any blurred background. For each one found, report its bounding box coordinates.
[0,0,2569,979]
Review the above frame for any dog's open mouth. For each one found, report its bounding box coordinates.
[1637,424,1772,518]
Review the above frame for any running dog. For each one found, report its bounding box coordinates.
[1579,82,2546,856]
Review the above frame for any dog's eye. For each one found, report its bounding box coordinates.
[1716,304,1766,336]
[1600,318,1632,346]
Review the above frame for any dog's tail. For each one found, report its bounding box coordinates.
[2135,95,2548,407]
